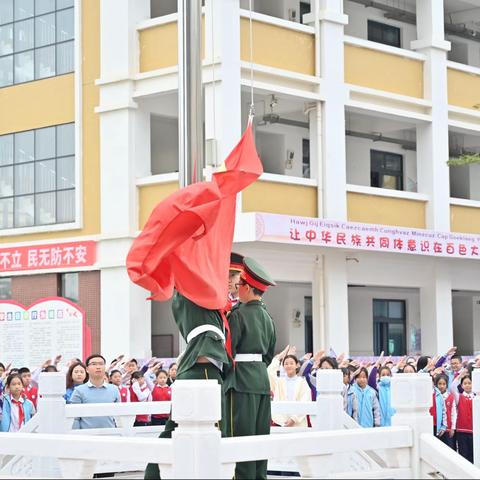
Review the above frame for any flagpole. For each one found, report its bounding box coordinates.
[178,0,204,187]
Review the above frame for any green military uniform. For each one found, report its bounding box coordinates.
[145,292,229,480]
[224,258,276,480]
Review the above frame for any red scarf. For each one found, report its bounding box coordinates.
[11,397,25,429]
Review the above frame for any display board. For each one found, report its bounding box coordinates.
[0,297,90,368]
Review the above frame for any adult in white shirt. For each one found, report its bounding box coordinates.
[268,346,311,427]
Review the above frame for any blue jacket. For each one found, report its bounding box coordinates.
[353,383,381,428]
[0,395,35,432]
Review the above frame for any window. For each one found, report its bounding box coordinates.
[302,138,310,179]
[0,277,11,299]
[59,272,78,303]
[0,123,75,229]
[370,150,403,191]
[373,299,406,356]
[368,20,401,48]
[304,296,313,354]
[300,2,310,22]
[0,0,74,88]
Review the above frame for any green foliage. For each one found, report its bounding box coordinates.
[447,153,480,167]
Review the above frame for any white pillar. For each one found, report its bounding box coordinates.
[101,267,151,362]
[33,373,68,478]
[158,380,233,479]
[311,0,349,220]
[312,256,325,352]
[308,103,321,210]
[298,368,344,477]
[204,0,241,166]
[313,369,344,431]
[473,369,480,467]
[323,252,349,355]
[419,262,453,355]
[391,373,433,479]
[98,0,152,362]
[412,0,451,231]
[99,0,151,235]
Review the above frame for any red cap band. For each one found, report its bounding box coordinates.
[229,262,243,272]
[241,271,268,292]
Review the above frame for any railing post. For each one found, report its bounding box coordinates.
[32,373,67,478]
[298,369,344,478]
[159,379,231,479]
[391,373,432,478]
[472,369,480,467]
[313,369,344,431]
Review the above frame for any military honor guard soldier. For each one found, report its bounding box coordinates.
[224,257,277,480]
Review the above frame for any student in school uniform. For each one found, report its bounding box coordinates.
[452,373,474,463]
[110,369,130,403]
[0,374,35,432]
[352,368,381,428]
[267,349,311,427]
[151,370,172,426]
[431,374,457,450]
[342,367,358,422]
[430,377,447,438]
[376,366,395,427]
[18,368,38,408]
[129,371,153,427]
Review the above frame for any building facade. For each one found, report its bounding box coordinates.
[2,0,480,363]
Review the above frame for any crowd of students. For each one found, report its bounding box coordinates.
[0,347,477,464]
[0,355,177,431]
[271,345,478,464]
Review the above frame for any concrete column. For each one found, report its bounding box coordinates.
[100,0,150,80]
[323,251,349,355]
[412,0,451,231]
[312,0,349,220]
[98,0,152,361]
[473,369,480,467]
[419,262,453,355]
[311,256,325,352]
[101,267,151,361]
[204,0,241,166]
[33,373,67,478]
[166,380,233,479]
[298,369,344,477]
[391,373,433,479]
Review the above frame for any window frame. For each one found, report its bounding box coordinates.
[370,149,404,191]
[0,123,75,230]
[0,0,74,88]
[373,299,407,356]
[367,20,401,48]
[0,277,12,299]
[58,272,79,303]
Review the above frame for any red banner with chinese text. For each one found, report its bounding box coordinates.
[0,241,96,273]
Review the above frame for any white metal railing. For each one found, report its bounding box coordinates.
[0,372,479,479]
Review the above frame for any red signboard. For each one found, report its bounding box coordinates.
[0,241,96,273]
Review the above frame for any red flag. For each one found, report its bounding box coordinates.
[126,125,262,309]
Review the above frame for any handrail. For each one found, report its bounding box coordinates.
[219,427,412,463]
[0,433,173,465]
[65,401,171,418]
[239,8,315,34]
[344,35,426,61]
[420,434,480,479]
